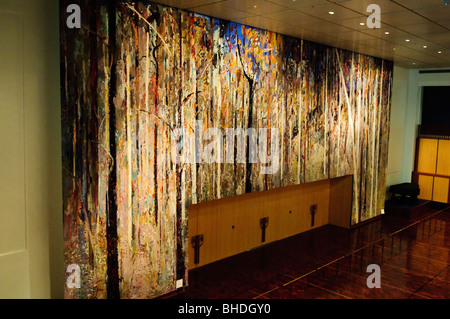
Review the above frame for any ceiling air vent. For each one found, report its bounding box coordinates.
[419,69,450,74]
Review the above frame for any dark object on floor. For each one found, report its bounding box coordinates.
[389,182,420,203]
[385,198,430,219]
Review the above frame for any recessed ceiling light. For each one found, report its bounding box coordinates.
[328,11,335,15]
[384,31,390,35]
[423,45,427,48]
[438,51,442,54]
[412,62,416,65]
[360,22,365,26]
[405,39,410,42]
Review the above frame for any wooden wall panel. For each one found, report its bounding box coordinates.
[418,175,434,201]
[263,189,282,244]
[329,176,353,228]
[267,180,331,241]
[215,198,240,262]
[187,205,198,271]
[189,176,352,269]
[241,194,267,252]
[196,201,219,267]
[417,138,438,174]
[278,187,306,238]
[414,138,450,204]
[302,180,330,231]
[433,177,450,203]
[436,140,450,176]
[216,195,257,260]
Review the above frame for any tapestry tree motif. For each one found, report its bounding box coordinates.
[60,0,392,298]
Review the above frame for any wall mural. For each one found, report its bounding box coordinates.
[60,0,393,298]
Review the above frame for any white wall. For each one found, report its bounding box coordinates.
[386,65,410,191]
[403,69,450,180]
[0,0,63,298]
[386,65,450,196]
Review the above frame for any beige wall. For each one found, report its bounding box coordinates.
[0,0,63,298]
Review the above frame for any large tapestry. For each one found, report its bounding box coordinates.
[60,0,392,298]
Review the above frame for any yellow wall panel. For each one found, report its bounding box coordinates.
[418,175,434,201]
[417,138,438,174]
[433,177,450,203]
[436,140,450,176]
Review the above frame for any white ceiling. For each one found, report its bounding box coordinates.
[152,0,450,68]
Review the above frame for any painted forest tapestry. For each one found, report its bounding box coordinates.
[60,0,393,298]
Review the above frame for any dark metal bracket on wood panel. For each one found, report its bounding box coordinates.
[310,204,317,227]
[191,234,204,265]
[260,217,269,243]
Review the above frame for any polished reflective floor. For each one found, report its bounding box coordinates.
[167,202,449,299]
